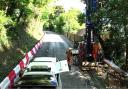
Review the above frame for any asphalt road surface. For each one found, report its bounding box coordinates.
[35,31,72,60]
[35,31,106,89]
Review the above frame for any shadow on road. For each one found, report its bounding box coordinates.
[61,65,107,89]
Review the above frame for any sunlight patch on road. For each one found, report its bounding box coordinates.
[43,34,65,43]
[70,71,91,80]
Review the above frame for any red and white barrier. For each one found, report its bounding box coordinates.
[0,33,44,89]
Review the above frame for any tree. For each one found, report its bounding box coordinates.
[90,0,128,69]
[77,12,85,26]
[62,8,84,33]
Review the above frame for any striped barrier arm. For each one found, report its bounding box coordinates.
[0,33,44,89]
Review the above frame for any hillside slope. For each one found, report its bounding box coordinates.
[0,19,43,82]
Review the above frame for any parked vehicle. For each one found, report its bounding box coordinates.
[13,57,61,89]
[33,57,58,62]
[13,72,58,89]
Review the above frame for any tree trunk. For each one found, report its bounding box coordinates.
[6,1,16,16]
[126,43,128,70]
[93,30,105,51]
[124,25,128,70]
[17,9,23,23]
[94,29,112,61]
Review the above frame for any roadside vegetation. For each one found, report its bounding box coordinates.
[0,0,85,82]
[0,0,53,82]
[43,6,85,34]
[0,0,127,86]
[84,0,128,70]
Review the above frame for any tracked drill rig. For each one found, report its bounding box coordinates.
[83,0,98,62]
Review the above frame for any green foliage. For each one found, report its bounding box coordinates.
[33,0,54,7]
[22,6,34,21]
[0,11,12,45]
[54,15,65,33]
[0,11,12,25]
[77,12,85,26]
[54,6,65,16]
[62,8,83,33]
[42,11,49,19]
[43,6,85,34]
[90,0,128,67]
[0,0,56,82]
[42,6,65,32]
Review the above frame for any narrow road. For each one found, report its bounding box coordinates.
[35,31,106,89]
[35,31,71,59]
